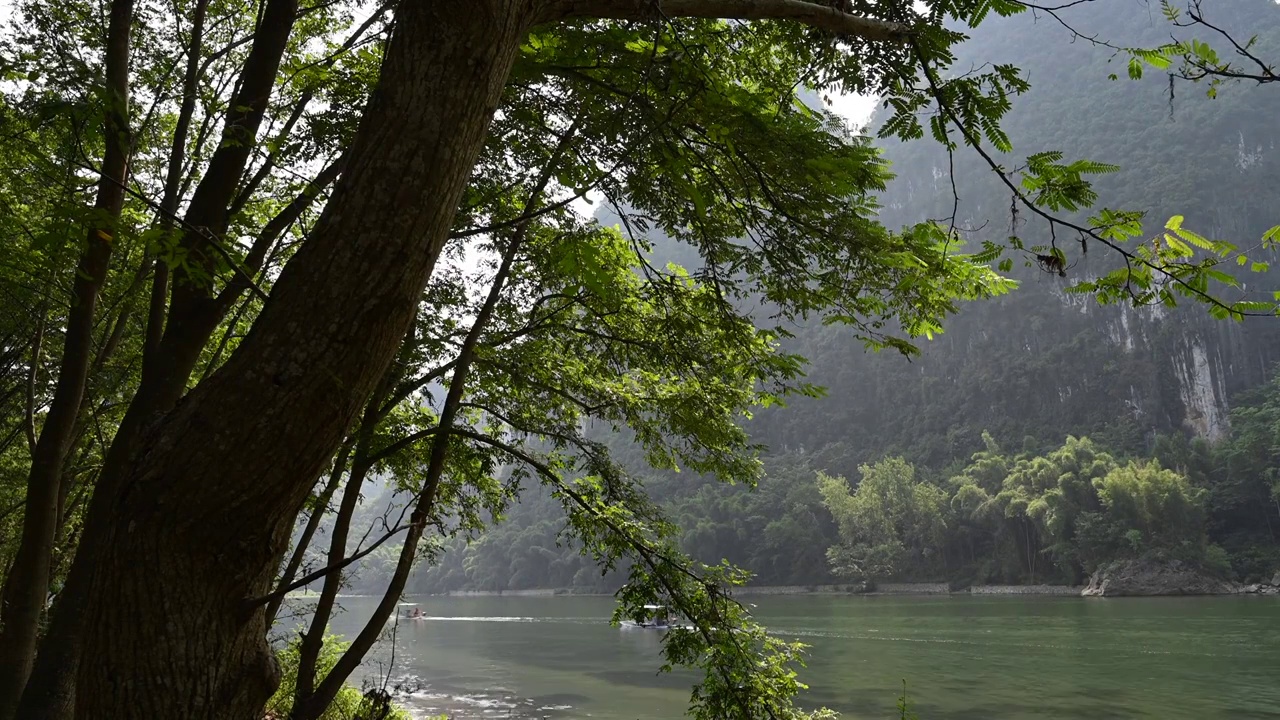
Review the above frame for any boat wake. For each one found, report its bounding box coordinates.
[393,615,598,624]
[390,682,578,719]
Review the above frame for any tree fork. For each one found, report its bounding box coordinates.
[14,0,313,712]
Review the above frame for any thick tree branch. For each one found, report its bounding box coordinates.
[297,119,587,720]
[539,0,910,42]
[0,0,136,710]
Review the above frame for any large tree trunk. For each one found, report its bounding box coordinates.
[14,1,319,714]
[65,1,530,717]
[0,0,134,714]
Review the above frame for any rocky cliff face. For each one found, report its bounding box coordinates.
[755,270,1280,472]
[1092,304,1268,443]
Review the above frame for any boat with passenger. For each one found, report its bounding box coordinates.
[398,603,427,620]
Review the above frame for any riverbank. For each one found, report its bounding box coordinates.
[436,562,1280,598]
[437,583,1087,597]
[737,583,1085,596]
[290,579,1276,601]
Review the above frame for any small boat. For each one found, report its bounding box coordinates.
[398,603,428,621]
[621,604,676,630]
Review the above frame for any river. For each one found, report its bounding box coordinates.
[300,594,1280,719]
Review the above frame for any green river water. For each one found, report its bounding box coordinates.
[310,594,1280,720]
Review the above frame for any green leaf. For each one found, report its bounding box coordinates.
[1127,57,1144,80]
[1232,300,1275,314]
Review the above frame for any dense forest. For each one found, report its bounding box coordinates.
[3,0,1280,718]
[295,1,1280,597]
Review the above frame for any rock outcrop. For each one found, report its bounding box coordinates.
[1082,559,1239,597]
[1240,571,1280,595]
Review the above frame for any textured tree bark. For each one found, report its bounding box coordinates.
[64,1,531,717]
[0,0,134,715]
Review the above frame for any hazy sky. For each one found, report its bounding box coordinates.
[826,92,879,129]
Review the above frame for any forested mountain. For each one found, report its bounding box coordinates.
[760,0,1280,465]
[316,1,1280,598]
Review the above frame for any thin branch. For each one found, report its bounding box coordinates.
[447,427,767,720]
[215,154,345,309]
[24,312,46,454]
[366,426,443,466]
[0,499,27,526]
[1181,1,1277,81]
[248,520,409,608]
[47,154,272,302]
[909,37,1260,315]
